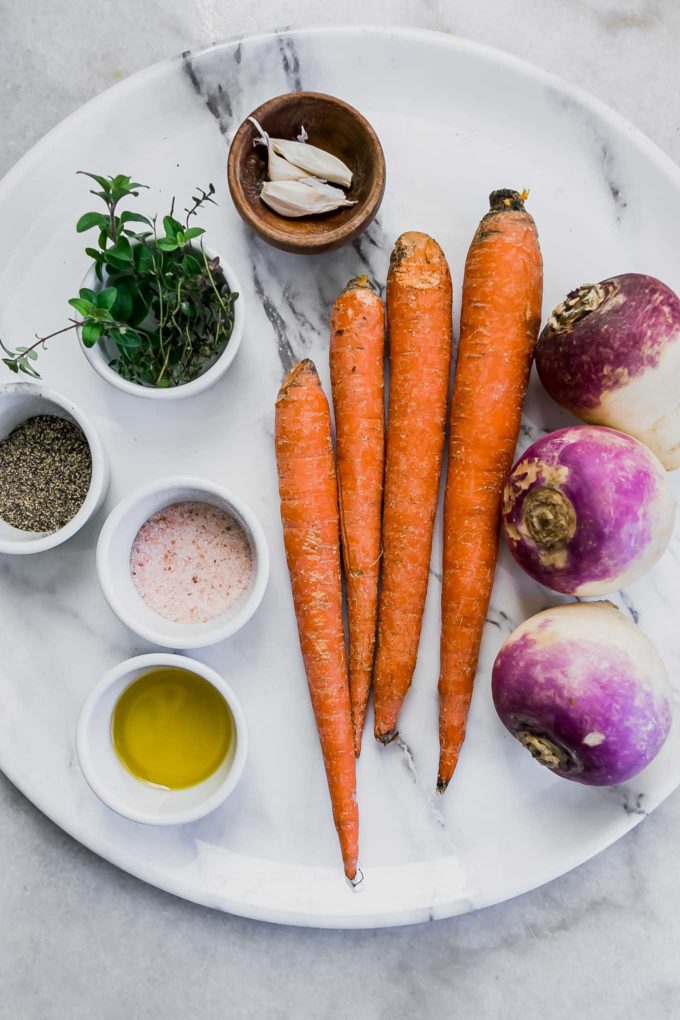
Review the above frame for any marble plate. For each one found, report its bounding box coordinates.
[1,26,679,929]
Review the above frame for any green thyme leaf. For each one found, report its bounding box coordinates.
[81,322,104,347]
[95,287,118,311]
[76,211,110,233]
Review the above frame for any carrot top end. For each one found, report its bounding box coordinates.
[389,231,448,285]
[276,358,318,402]
[389,230,431,272]
[489,189,527,212]
[344,274,373,293]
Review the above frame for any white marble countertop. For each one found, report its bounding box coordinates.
[2,2,680,1017]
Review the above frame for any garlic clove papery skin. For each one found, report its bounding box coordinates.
[269,139,353,188]
[260,179,357,218]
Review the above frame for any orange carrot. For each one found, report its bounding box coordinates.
[274,359,359,880]
[373,233,453,744]
[438,189,543,793]
[330,277,385,756]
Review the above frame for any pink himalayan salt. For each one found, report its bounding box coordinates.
[130,500,253,625]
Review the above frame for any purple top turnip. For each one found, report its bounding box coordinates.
[492,602,672,786]
[502,426,674,596]
[536,273,680,469]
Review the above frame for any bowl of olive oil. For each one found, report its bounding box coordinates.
[76,653,247,825]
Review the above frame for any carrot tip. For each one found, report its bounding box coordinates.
[376,727,398,746]
[436,776,449,796]
[348,867,365,890]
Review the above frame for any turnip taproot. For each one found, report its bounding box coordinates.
[492,602,672,785]
[536,274,680,469]
[502,426,674,596]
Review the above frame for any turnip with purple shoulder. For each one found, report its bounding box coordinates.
[492,602,672,786]
[502,426,675,596]
[536,274,680,469]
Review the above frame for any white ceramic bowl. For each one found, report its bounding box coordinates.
[78,244,244,400]
[0,382,109,555]
[96,475,269,648]
[76,652,248,825]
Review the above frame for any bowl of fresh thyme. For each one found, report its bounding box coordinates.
[0,382,109,554]
[1,174,244,400]
[78,238,243,400]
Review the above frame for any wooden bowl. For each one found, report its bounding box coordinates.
[227,92,386,255]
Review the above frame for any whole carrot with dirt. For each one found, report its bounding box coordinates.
[275,359,359,881]
[438,189,543,794]
[373,232,453,744]
[330,276,386,756]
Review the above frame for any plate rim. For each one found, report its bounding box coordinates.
[1,23,678,929]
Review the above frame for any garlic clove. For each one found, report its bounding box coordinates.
[248,115,353,188]
[305,178,356,201]
[267,147,310,182]
[269,139,353,188]
[260,178,357,218]
[248,117,301,181]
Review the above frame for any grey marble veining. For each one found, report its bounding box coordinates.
[2,3,680,1018]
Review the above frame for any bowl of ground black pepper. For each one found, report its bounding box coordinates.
[0,383,109,554]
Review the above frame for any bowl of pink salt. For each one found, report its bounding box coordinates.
[96,476,269,648]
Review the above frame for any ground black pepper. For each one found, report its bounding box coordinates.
[0,415,92,533]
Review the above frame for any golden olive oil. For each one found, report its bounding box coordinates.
[112,668,234,789]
